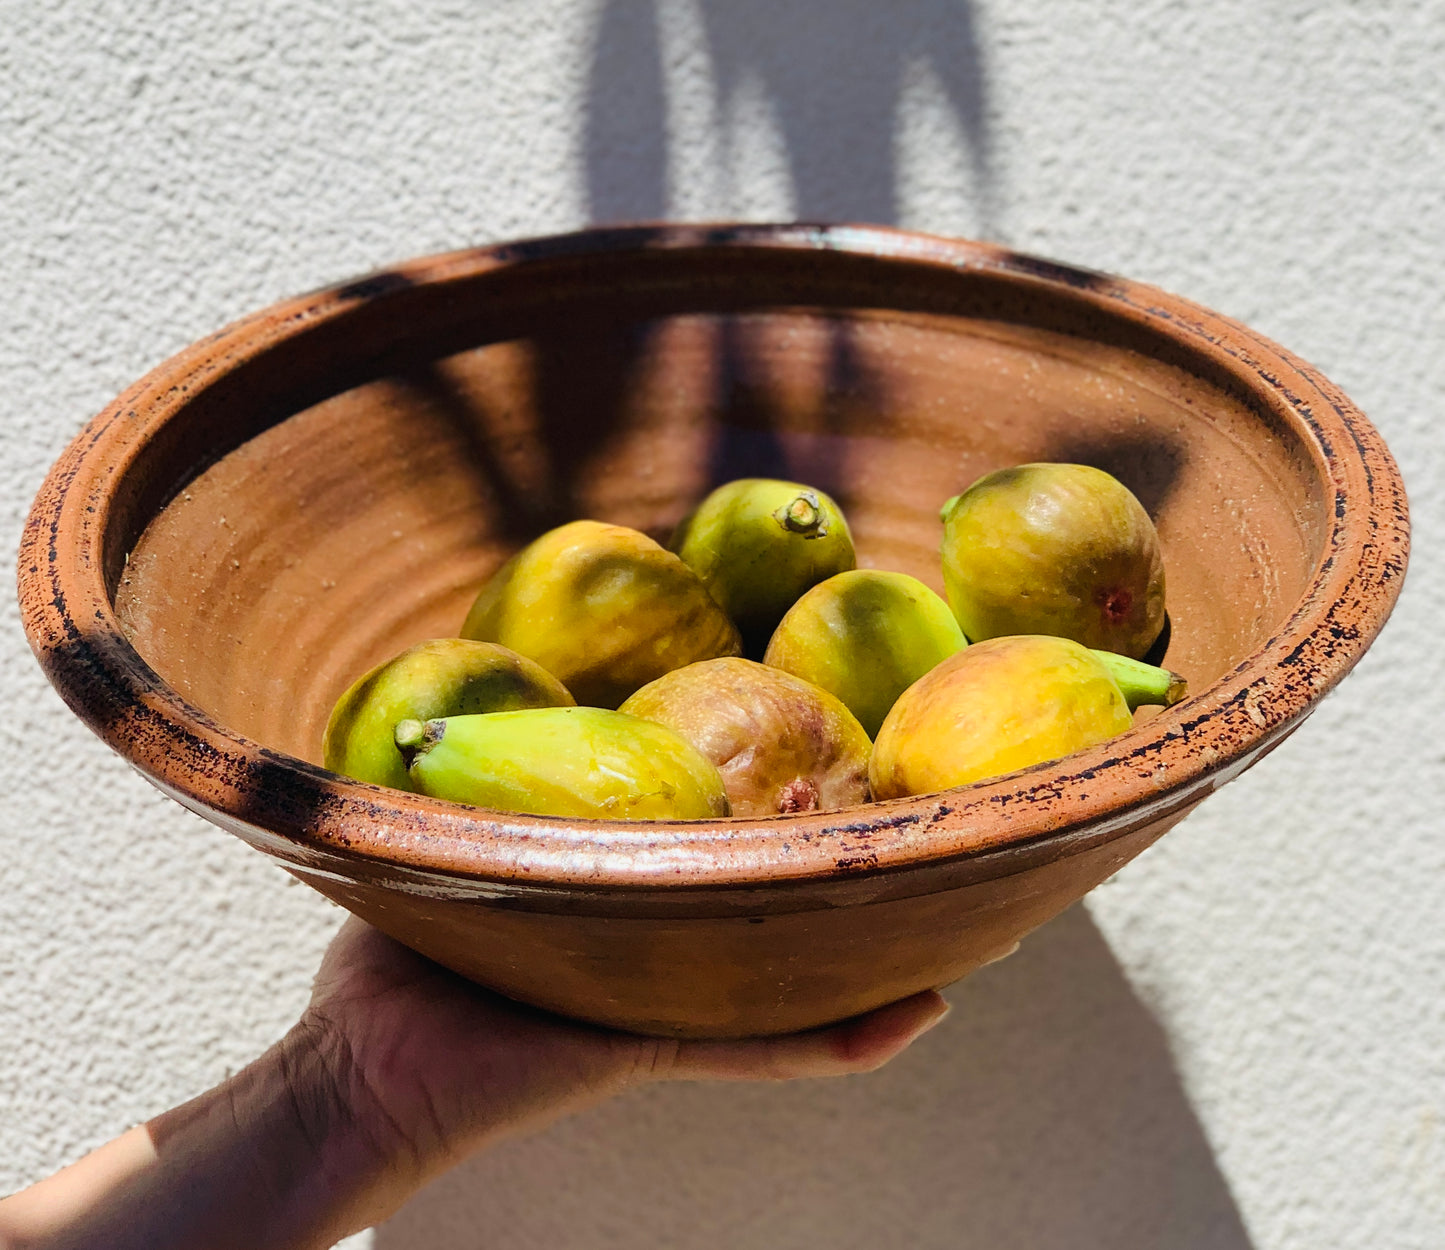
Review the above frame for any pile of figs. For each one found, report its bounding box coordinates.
[323,466,1187,821]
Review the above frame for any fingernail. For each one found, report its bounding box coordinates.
[912,994,951,1037]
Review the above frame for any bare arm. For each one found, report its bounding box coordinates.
[0,919,948,1249]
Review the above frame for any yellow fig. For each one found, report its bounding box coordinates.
[620,657,871,817]
[397,706,730,820]
[764,569,966,738]
[461,519,741,708]
[670,478,856,655]
[941,463,1166,658]
[323,638,574,791]
[869,635,1133,798]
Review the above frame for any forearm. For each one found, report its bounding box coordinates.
[0,1026,404,1250]
[0,918,950,1250]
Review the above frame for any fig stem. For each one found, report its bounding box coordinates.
[1092,650,1188,709]
[394,717,443,770]
[775,492,825,537]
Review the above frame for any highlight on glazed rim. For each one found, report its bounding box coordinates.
[323,467,1189,820]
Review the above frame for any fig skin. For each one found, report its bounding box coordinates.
[941,463,1166,658]
[869,635,1133,799]
[764,569,966,738]
[322,638,574,791]
[400,706,730,821]
[670,478,856,656]
[619,657,871,817]
[461,519,742,708]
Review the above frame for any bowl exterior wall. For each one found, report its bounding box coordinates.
[290,808,1191,1037]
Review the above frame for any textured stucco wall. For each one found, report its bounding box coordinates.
[3,2,1441,1247]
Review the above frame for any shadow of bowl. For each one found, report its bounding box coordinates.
[373,906,1257,1250]
[17,224,1408,1038]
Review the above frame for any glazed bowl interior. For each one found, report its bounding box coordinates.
[113,250,1326,770]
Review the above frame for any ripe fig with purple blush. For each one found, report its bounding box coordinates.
[619,657,870,817]
[940,463,1166,659]
[870,635,1134,798]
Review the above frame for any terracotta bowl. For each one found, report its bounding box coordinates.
[19,225,1408,1038]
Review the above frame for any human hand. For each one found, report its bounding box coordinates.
[0,919,947,1250]
[299,918,949,1226]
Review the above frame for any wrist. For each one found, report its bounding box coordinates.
[125,1022,411,1250]
[0,1025,413,1250]
[256,1015,425,1241]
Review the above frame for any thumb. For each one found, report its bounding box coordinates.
[660,991,950,1082]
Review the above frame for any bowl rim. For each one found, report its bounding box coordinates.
[17,222,1410,899]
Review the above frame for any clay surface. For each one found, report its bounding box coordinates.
[19,225,1408,1035]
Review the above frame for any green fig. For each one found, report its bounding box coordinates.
[669,478,856,655]
[461,519,742,709]
[323,638,574,791]
[397,706,730,820]
[940,463,1166,659]
[870,635,1133,798]
[619,657,871,817]
[764,569,966,738]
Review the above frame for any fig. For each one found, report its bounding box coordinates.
[396,706,730,820]
[669,478,856,655]
[619,657,871,817]
[323,638,574,791]
[869,635,1133,798]
[461,519,742,708]
[764,569,966,738]
[940,463,1166,658]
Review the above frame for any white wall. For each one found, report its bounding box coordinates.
[3,3,1441,1246]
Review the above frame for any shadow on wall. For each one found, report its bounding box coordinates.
[374,8,1251,1245]
[585,0,993,227]
[582,0,997,562]
[374,905,1254,1250]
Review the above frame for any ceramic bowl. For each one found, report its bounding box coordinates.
[19,225,1408,1037]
